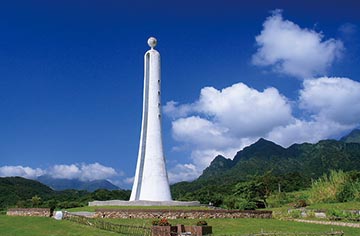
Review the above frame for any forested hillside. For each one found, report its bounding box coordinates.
[171,129,360,207]
[0,177,130,210]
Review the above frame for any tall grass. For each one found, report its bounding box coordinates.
[308,170,351,204]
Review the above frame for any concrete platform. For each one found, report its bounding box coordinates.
[88,200,201,207]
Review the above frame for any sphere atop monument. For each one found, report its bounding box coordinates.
[147,37,157,49]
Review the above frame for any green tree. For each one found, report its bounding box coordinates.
[233,172,278,208]
[31,195,41,207]
[92,189,112,201]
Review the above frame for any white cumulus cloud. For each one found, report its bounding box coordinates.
[167,163,201,184]
[299,77,360,125]
[165,82,294,180]
[195,84,293,137]
[172,116,235,150]
[266,119,353,147]
[124,176,134,185]
[49,163,117,181]
[0,162,118,181]
[0,165,45,179]
[261,76,360,146]
[166,83,293,138]
[252,9,343,78]
[79,163,118,181]
[163,101,194,119]
[49,164,81,179]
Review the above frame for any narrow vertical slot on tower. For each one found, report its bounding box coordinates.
[134,51,150,200]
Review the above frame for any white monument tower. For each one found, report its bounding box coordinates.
[130,37,172,201]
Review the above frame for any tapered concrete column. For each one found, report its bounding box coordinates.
[130,37,172,201]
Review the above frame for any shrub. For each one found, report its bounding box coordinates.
[337,181,360,202]
[267,191,309,208]
[238,200,257,210]
[196,220,208,226]
[294,199,307,208]
[222,196,239,209]
[222,196,256,210]
[308,170,348,204]
[328,209,360,222]
[267,192,290,208]
[328,209,347,220]
[288,209,302,219]
[152,218,171,226]
[57,201,82,209]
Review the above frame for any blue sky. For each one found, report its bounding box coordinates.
[0,1,359,188]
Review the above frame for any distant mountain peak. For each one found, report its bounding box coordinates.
[199,155,234,180]
[36,175,119,192]
[254,137,279,146]
[257,137,267,142]
[212,155,227,162]
[341,129,360,144]
[233,138,285,163]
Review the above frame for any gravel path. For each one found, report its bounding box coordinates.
[293,219,360,228]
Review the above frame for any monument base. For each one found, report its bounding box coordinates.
[88,200,200,207]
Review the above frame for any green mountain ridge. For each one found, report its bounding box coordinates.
[341,129,360,143]
[0,177,130,210]
[201,130,360,182]
[0,177,54,209]
[171,129,360,202]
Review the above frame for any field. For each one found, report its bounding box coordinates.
[68,201,360,213]
[103,218,360,235]
[0,215,117,236]
[1,215,360,236]
[306,201,360,211]
[264,201,360,221]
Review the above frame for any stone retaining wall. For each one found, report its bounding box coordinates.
[95,209,272,219]
[7,208,51,217]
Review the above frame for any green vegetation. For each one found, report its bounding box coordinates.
[267,190,310,208]
[309,170,360,204]
[103,218,360,236]
[266,170,360,210]
[171,130,360,209]
[0,177,53,210]
[0,177,130,211]
[0,215,117,236]
[174,170,359,211]
[341,129,360,143]
[2,215,360,236]
[307,201,360,210]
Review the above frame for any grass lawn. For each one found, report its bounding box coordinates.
[266,201,360,221]
[268,201,360,212]
[306,201,360,211]
[103,218,360,236]
[2,215,360,236]
[0,215,117,236]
